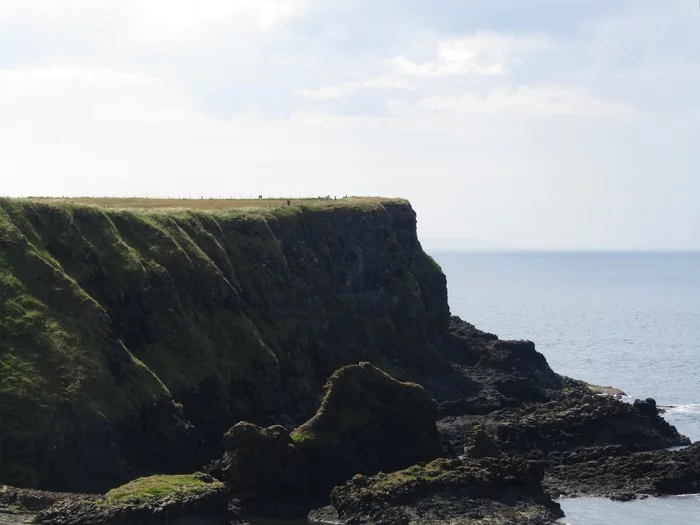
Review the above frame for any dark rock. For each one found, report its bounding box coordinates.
[633,398,658,417]
[307,505,340,523]
[291,362,445,492]
[545,442,700,499]
[440,394,688,461]
[329,457,563,525]
[0,487,81,512]
[217,422,306,494]
[210,422,307,512]
[464,424,502,459]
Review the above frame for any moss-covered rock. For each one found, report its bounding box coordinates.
[329,457,563,525]
[34,473,228,525]
[291,362,445,491]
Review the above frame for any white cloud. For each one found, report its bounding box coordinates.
[0,67,180,119]
[416,86,638,117]
[392,33,549,77]
[298,76,417,100]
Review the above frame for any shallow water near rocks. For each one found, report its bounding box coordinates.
[557,495,700,524]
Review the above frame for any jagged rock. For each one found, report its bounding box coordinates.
[464,424,502,459]
[545,442,700,499]
[439,392,689,460]
[329,457,563,525]
[290,362,445,492]
[211,422,307,503]
[34,473,228,525]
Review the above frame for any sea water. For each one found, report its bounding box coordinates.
[429,250,700,525]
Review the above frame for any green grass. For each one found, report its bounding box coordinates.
[101,473,223,505]
[13,196,405,213]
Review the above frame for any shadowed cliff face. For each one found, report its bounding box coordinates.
[0,199,449,491]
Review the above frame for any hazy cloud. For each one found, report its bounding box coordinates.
[416,86,638,117]
[392,33,549,77]
[1,0,699,248]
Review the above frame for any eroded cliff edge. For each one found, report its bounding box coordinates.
[0,198,449,490]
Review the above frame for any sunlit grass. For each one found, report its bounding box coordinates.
[102,473,223,505]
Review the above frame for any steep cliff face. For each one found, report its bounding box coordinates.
[0,198,449,491]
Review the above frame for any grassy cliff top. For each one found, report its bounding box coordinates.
[7,196,406,214]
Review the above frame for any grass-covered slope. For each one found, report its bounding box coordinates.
[0,198,449,491]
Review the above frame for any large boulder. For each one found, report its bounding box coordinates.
[290,362,445,492]
[212,422,307,505]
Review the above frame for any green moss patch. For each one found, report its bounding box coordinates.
[102,473,223,506]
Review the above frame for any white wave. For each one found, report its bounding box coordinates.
[664,404,700,414]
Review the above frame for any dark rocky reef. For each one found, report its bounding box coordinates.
[326,457,563,525]
[545,442,700,500]
[439,392,688,460]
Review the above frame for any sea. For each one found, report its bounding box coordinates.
[429,250,700,525]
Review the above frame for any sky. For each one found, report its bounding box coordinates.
[1,0,699,249]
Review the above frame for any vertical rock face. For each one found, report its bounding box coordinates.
[0,199,450,490]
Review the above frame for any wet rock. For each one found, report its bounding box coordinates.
[440,393,689,460]
[545,442,700,499]
[329,457,563,525]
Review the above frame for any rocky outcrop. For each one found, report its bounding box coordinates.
[34,473,229,525]
[328,457,563,525]
[210,363,445,516]
[209,422,307,516]
[545,442,700,499]
[438,390,689,459]
[291,363,445,492]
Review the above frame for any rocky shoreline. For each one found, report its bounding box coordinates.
[3,318,697,525]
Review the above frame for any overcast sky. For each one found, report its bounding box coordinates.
[1,1,699,249]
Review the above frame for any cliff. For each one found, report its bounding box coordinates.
[0,198,449,491]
